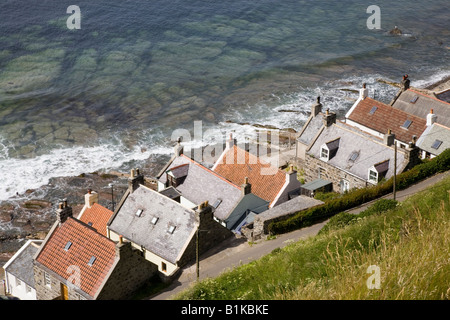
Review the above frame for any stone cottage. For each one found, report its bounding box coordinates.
[33,199,157,300]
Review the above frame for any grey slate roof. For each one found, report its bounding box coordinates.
[416,123,450,156]
[392,89,450,127]
[4,240,41,287]
[307,121,409,181]
[301,179,333,191]
[297,114,324,145]
[257,195,323,221]
[158,154,243,221]
[108,185,197,264]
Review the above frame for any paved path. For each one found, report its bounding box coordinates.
[149,170,450,300]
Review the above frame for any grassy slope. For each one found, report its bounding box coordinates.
[176,175,450,300]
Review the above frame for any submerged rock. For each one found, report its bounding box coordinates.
[389,26,402,35]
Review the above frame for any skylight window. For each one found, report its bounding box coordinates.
[431,140,443,150]
[410,96,419,103]
[349,151,359,162]
[212,199,222,209]
[88,256,96,266]
[135,209,143,217]
[369,106,378,115]
[168,226,176,234]
[151,216,159,225]
[401,120,412,129]
[64,241,72,251]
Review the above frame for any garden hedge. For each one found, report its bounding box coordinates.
[268,148,450,235]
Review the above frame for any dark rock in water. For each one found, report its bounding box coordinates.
[389,26,402,35]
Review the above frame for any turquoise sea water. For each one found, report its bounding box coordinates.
[0,0,449,200]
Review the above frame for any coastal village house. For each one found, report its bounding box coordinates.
[3,239,42,300]
[108,169,232,279]
[33,195,157,300]
[345,84,427,149]
[212,136,302,208]
[298,106,420,193]
[156,143,270,233]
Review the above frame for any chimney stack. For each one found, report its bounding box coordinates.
[360,83,368,100]
[384,129,395,146]
[56,199,73,224]
[226,133,236,149]
[84,189,99,208]
[174,137,184,156]
[286,164,298,184]
[311,96,322,117]
[323,109,337,127]
[128,168,144,193]
[241,177,251,196]
[401,74,410,91]
[426,109,437,126]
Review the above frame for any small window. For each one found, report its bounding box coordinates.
[16,278,22,287]
[369,106,378,115]
[161,262,167,272]
[88,256,96,266]
[26,285,32,293]
[320,147,329,160]
[135,209,143,217]
[369,170,378,182]
[151,216,159,225]
[44,272,51,287]
[410,96,419,103]
[168,225,176,234]
[401,120,412,129]
[64,241,72,251]
[431,140,442,150]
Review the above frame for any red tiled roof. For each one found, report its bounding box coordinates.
[35,217,116,298]
[79,203,114,237]
[348,97,427,143]
[213,145,286,205]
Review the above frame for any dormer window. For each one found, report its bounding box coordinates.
[320,147,329,161]
[368,160,389,184]
[320,137,340,161]
[368,170,378,183]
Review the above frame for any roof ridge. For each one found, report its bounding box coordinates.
[408,89,450,106]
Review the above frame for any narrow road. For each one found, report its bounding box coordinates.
[149,170,450,300]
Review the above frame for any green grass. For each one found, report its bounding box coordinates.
[175,174,450,300]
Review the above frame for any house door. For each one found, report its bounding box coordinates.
[61,283,69,300]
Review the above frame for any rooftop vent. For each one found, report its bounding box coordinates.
[151,216,159,225]
[135,209,143,217]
